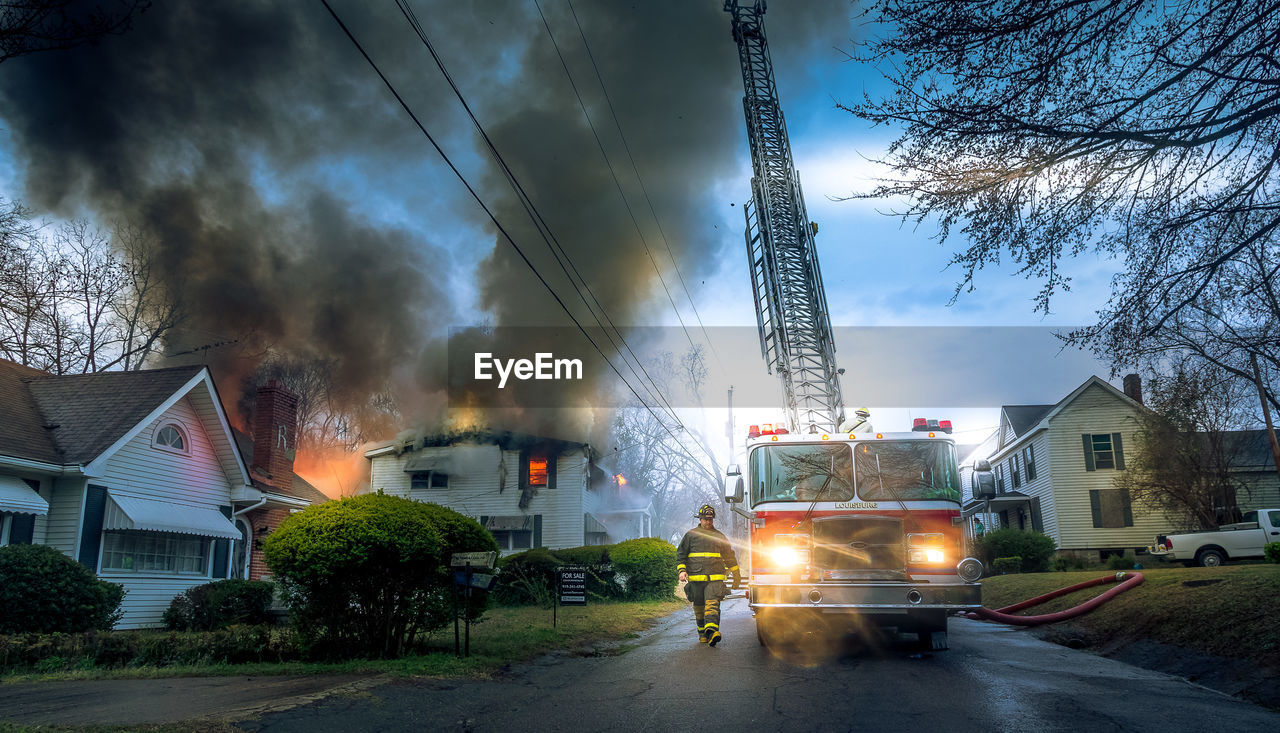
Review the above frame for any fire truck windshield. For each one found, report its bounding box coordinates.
[749,441,961,504]
[853,441,961,502]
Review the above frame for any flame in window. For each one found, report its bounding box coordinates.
[528,457,548,487]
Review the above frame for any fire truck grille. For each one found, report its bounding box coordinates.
[811,515,906,578]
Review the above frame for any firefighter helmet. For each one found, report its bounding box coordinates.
[696,504,716,519]
[855,407,871,419]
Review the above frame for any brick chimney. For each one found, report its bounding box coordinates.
[252,379,297,491]
[1122,373,1143,404]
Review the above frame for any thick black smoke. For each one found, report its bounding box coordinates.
[0,0,851,440]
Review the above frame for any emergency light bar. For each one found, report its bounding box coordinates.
[912,418,954,434]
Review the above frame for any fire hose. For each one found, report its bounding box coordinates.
[964,572,1145,627]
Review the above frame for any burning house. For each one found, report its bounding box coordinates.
[364,431,653,553]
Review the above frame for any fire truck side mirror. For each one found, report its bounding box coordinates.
[724,474,745,504]
[973,464,996,500]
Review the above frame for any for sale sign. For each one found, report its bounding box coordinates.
[558,567,587,606]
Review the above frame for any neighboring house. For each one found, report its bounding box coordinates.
[0,360,323,628]
[960,374,1161,561]
[365,431,652,553]
[1216,430,1280,512]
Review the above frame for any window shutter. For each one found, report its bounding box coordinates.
[1082,435,1096,471]
[1121,488,1134,527]
[519,448,530,488]
[1112,433,1125,470]
[10,513,35,544]
[79,485,108,570]
[480,515,489,529]
[1089,489,1102,528]
[547,451,558,489]
[212,505,233,578]
[534,514,543,548]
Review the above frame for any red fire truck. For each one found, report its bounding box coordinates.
[724,419,984,651]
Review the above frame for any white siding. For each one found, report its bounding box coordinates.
[101,573,217,630]
[93,396,238,628]
[1045,383,1167,550]
[44,477,86,558]
[369,443,591,552]
[1239,471,1280,513]
[986,431,1055,536]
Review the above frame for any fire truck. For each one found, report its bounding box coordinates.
[723,420,983,650]
[722,1,983,650]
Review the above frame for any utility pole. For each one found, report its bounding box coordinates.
[1251,354,1280,483]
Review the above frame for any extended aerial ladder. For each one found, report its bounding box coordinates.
[725,0,844,435]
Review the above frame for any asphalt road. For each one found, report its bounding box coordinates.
[240,598,1279,733]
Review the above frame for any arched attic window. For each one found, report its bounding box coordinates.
[152,422,190,455]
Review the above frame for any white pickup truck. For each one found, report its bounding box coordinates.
[1149,508,1280,567]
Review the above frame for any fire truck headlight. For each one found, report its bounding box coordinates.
[925,549,945,564]
[771,546,804,567]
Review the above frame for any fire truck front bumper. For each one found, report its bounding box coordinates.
[748,581,981,612]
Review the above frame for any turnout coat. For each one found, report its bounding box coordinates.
[676,525,740,583]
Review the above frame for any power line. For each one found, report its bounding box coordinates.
[319,0,718,471]
[394,0,677,423]
[563,0,726,375]
[530,0,698,353]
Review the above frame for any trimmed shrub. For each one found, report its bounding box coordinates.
[493,548,562,607]
[1265,542,1280,564]
[992,556,1022,574]
[0,544,125,633]
[977,529,1057,573]
[162,579,275,631]
[1051,554,1091,572]
[610,538,678,600]
[263,493,497,659]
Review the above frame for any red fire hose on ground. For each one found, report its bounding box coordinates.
[965,572,1145,627]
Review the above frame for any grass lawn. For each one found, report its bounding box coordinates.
[0,599,685,684]
[979,564,1280,667]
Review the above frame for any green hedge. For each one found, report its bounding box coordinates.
[610,539,678,600]
[977,529,1057,573]
[0,626,300,672]
[992,556,1022,574]
[0,544,125,633]
[163,579,275,631]
[493,541,672,606]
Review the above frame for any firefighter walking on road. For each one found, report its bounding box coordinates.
[677,504,740,647]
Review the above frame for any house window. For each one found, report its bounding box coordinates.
[528,456,549,488]
[101,531,209,575]
[1023,445,1037,481]
[152,423,189,454]
[996,464,1005,493]
[1089,489,1134,528]
[410,472,449,490]
[1090,434,1114,469]
[482,514,542,552]
[1010,455,1021,489]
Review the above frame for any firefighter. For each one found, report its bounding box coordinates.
[840,407,874,434]
[676,504,740,647]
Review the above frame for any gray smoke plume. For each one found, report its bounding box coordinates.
[0,0,852,442]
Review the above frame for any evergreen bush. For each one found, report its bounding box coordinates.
[1265,542,1280,564]
[977,529,1057,573]
[0,544,125,633]
[610,538,678,600]
[162,579,275,631]
[992,556,1022,574]
[262,493,496,658]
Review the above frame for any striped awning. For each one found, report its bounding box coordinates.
[0,475,47,516]
[103,493,240,539]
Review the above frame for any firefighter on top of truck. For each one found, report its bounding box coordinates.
[677,505,740,647]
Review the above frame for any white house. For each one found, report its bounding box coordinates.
[960,374,1280,561]
[364,431,653,553]
[0,360,323,628]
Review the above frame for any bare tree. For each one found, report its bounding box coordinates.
[1,0,148,64]
[609,348,726,543]
[1115,362,1258,530]
[0,208,184,373]
[848,1,1280,366]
